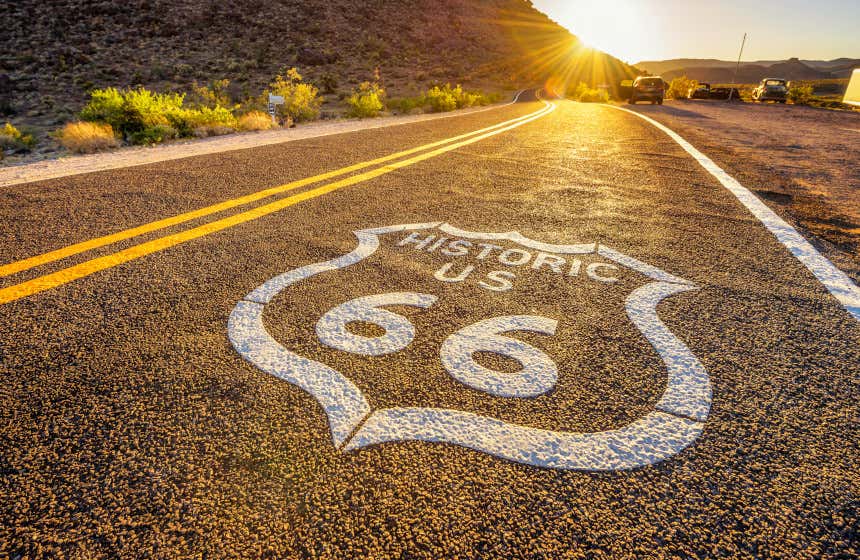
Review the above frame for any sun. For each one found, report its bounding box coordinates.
[558,0,649,63]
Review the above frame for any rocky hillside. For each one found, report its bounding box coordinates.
[1,0,635,132]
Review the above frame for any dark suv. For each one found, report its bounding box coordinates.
[629,76,665,105]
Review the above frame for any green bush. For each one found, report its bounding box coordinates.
[424,85,458,112]
[423,84,494,113]
[578,88,610,103]
[187,106,238,137]
[267,67,323,122]
[390,96,427,114]
[566,82,611,103]
[346,82,385,118]
[389,85,498,115]
[128,124,177,145]
[123,88,185,129]
[167,105,237,137]
[667,76,697,100]
[190,79,232,109]
[0,122,36,152]
[79,87,126,130]
[567,82,589,100]
[80,87,186,143]
[77,87,242,145]
[788,84,814,105]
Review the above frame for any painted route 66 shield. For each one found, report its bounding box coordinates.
[228,222,712,471]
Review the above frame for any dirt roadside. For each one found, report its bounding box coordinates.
[630,100,860,281]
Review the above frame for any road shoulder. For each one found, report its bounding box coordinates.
[0,99,520,188]
[623,100,860,283]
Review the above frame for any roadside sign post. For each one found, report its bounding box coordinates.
[728,33,747,102]
[268,94,285,125]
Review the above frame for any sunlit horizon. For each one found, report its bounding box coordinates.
[532,0,860,63]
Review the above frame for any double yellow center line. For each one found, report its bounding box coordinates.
[0,99,555,305]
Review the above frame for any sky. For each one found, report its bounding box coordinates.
[531,0,860,63]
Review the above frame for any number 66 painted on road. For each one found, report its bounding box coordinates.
[316,292,559,398]
[228,222,713,471]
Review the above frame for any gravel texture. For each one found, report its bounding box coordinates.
[629,100,860,282]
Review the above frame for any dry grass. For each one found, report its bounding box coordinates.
[237,111,276,131]
[58,122,120,153]
[191,125,235,138]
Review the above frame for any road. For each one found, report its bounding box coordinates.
[1,93,857,559]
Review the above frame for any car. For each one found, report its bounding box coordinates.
[688,83,712,99]
[629,76,665,105]
[710,86,742,100]
[687,83,743,101]
[752,78,788,103]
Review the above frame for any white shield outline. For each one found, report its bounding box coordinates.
[228,222,712,471]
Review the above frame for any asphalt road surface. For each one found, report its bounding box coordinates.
[1,93,858,559]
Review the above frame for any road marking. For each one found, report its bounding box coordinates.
[608,104,860,322]
[0,97,542,280]
[229,223,711,470]
[0,103,555,305]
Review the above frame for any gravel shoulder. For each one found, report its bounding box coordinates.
[0,101,517,188]
[628,100,860,280]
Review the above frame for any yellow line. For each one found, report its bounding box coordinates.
[0,102,550,279]
[0,102,555,305]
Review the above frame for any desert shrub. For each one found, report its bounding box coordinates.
[78,87,244,144]
[390,96,426,115]
[319,74,339,94]
[424,84,492,112]
[190,79,232,109]
[788,84,814,105]
[237,111,276,131]
[123,89,185,125]
[0,122,36,152]
[424,85,458,112]
[391,85,498,114]
[185,105,237,137]
[129,124,178,145]
[79,87,126,130]
[267,67,323,122]
[667,76,697,99]
[80,87,185,143]
[567,82,589,100]
[346,82,385,118]
[578,88,610,103]
[57,122,119,153]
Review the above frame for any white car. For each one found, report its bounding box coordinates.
[752,78,788,103]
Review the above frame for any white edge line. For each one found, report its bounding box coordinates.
[605,103,860,322]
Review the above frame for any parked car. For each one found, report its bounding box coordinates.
[710,86,742,100]
[687,83,743,101]
[752,78,788,103]
[629,76,665,105]
[688,83,712,99]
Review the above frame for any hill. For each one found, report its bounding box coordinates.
[636,57,859,82]
[0,0,636,134]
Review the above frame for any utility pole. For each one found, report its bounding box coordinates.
[728,33,747,102]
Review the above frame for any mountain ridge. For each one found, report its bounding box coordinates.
[635,57,859,81]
